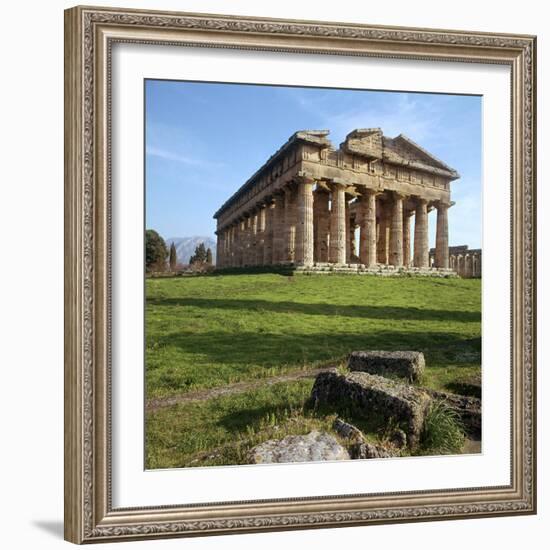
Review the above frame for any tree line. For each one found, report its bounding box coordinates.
[145,229,213,273]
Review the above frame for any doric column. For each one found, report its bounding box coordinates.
[250,210,258,266]
[345,200,351,263]
[329,182,346,264]
[225,226,230,267]
[466,254,473,278]
[241,218,247,266]
[216,230,222,268]
[359,189,377,267]
[435,201,450,268]
[239,219,245,266]
[294,177,315,266]
[257,204,266,265]
[377,201,390,265]
[389,193,404,267]
[413,198,429,268]
[240,218,246,266]
[313,189,330,262]
[245,215,253,266]
[283,186,296,263]
[263,201,274,265]
[403,210,412,267]
[224,228,230,268]
[230,225,236,267]
[220,229,227,268]
[272,192,285,263]
[233,220,241,267]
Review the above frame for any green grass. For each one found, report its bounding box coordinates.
[419,400,466,455]
[145,273,481,468]
[146,273,481,399]
[146,379,320,468]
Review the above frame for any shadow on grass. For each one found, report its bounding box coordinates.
[147,297,481,323]
[216,404,298,432]
[444,382,482,398]
[215,394,390,438]
[154,329,481,369]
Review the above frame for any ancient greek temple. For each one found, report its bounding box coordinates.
[214,129,460,273]
[430,245,482,278]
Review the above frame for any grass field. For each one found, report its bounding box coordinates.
[145,273,481,469]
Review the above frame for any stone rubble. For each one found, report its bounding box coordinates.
[348,350,425,383]
[248,430,350,464]
[311,369,431,448]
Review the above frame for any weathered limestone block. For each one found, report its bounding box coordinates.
[333,418,397,459]
[332,418,365,442]
[425,389,481,438]
[248,430,350,464]
[341,128,383,159]
[348,350,425,383]
[390,429,408,449]
[350,441,395,459]
[310,370,431,448]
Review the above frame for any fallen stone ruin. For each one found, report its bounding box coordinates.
[310,370,430,448]
[248,430,350,464]
[248,350,481,464]
[348,350,425,383]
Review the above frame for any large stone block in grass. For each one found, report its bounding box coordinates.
[348,350,425,383]
[311,370,431,448]
[248,431,350,464]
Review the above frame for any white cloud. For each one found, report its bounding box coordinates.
[146,146,206,166]
[146,122,226,169]
[288,89,447,147]
[329,95,443,145]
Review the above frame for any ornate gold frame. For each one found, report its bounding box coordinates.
[64,5,537,544]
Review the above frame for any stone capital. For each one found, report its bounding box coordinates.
[392,191,407,200]
[412,195,428,205]
[360,187,381,197]
[294,172,316,185]
[327,178,347,190]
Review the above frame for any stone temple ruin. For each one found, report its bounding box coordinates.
[430,245,482,278]
[214,128,461,274]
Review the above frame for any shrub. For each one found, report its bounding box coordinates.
[420,400,465,455]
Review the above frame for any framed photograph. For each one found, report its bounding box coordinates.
[64,5,537,544]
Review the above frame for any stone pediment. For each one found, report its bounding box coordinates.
[340,128,383,160]
[383,134,459,179]
[338,129,458,179]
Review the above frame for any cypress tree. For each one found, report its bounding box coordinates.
[169,242,177,271]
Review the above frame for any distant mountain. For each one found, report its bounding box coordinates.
[165,236,217,265]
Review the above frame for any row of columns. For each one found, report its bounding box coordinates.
[217,179,450,270]
[449,253,482,278]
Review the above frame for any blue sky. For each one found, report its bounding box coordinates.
[146,80,481,248]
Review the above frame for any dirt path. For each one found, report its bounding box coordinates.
[146,366,332,412]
